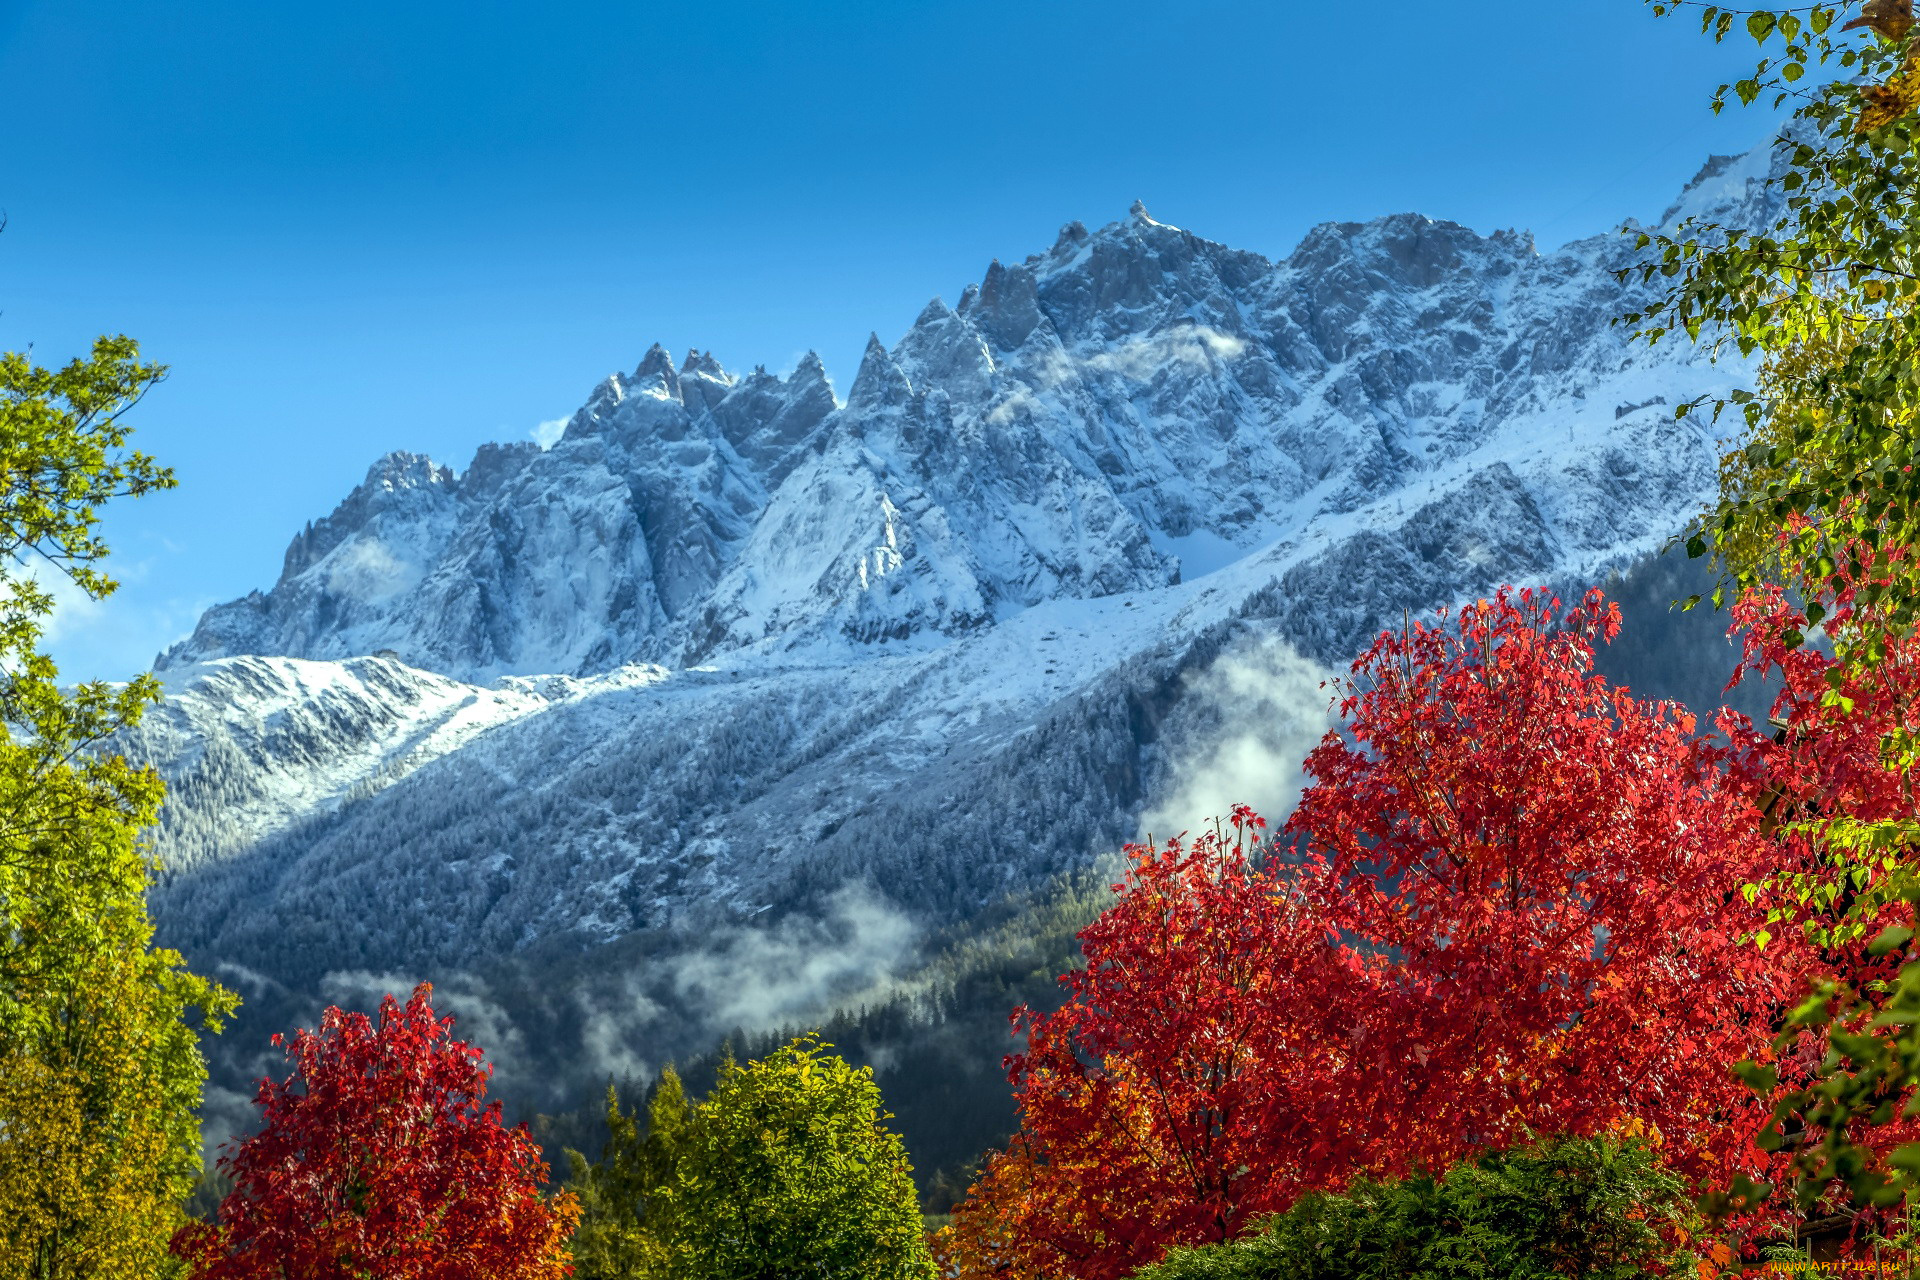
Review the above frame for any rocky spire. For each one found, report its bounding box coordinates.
[681,349,730,381]
[971,259,1042,351]
[632,344,682,399]
[845,334,913,410]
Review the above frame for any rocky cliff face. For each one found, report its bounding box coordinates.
[138,143,1777,1043]
[160,140,1776,686]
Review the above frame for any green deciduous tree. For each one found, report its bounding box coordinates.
[567,1036,936,1280]
[1630,2,1920,636]
[1631,1,1920,1235]
[0,337,179,1001]
[0,903,229,1279]
[0,335,235,1278]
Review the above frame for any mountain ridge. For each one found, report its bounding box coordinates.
[133,138,1781,1103]
[159,151,1771,683]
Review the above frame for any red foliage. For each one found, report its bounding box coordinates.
[1720,553,1920,1208]
[949,588,1796,1280]
[173,982,578,1280]
[963,812,1365,1279]
[1725,554,1920,843]
[1288,587,1788,1184]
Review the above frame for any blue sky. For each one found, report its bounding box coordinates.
[0,0,1780,680]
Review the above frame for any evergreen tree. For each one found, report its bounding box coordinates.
[566,1070,696,1279]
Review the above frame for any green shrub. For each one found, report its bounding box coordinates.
[1134,1135,1701,1280]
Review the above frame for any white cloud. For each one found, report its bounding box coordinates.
[670,885,919,1034]
[198,1083,261,1162]
[984,385,1044,427]
[531,417,569,449]
[1197,327,1248,360]
[324,538,419,604]
[574,989,661,1083]
[1139,635,1335,840]
[1085,326,1248,382]
[5,558,152,646]
[212,960,284,997]
[34,572,107,644]
[317,969,532,1081]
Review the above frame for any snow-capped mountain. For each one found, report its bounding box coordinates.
[136,141,1777,1064]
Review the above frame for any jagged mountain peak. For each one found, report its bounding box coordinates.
[634,342,678,380]
[912,296,957,328]
[1658,134,1782,229]
[274,451,457,582]
[364,449,454,492]
[1287,211,1534,293]
[1125,198,1178,231]
[160,136,1775,683]
[847,332,915,410]
[681,348,729,381]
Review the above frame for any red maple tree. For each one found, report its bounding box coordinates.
[174,982,578,1280]
[941,812,1366,1279]
[945,588,1795,1280]
[1287,587,1788,1184]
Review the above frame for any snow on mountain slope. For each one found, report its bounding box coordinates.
[135,142,1780,1032]
[157,141,1778,684]
[142,656,668,876]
